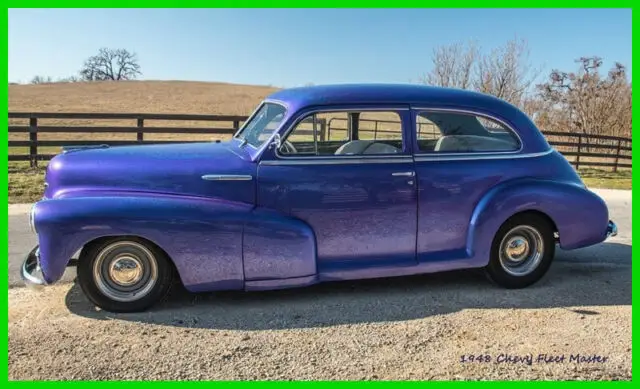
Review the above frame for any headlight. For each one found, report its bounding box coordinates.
[29,205,37,234]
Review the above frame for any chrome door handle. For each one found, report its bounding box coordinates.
[392,171,415,177]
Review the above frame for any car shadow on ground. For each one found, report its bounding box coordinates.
[64,242,631,331]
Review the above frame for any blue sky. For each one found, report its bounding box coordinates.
[8,8,632,87]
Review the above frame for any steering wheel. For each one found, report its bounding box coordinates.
[280,140,297,154]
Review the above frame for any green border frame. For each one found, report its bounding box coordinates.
[2,5,636,384]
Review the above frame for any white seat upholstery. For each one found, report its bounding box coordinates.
[334,140,401,155]
[434,135,516,153]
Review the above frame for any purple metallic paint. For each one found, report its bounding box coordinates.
[243,208,317,281]
[413,151,595,259]
[45,142,256,203]
[33,194,249,290]
[29,84,613,294]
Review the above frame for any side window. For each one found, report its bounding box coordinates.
[279,110,404,157]
[358,112,403,141]
[416,111,520,153]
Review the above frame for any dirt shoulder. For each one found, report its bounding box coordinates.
[9,258,631,380]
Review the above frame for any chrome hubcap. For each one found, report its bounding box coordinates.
[108,256,144,286]
[499,225,544,276]
[93,241,158,302]
[505,236,529,261]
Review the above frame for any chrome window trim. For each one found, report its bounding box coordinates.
[201,174,253,181]
[260,149,553,166]
[260,156,413,166]
[413,148,553,162]
[412,107,533,156]
[274,106,410,161]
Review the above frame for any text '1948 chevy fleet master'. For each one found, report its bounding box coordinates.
[22,84,618,312]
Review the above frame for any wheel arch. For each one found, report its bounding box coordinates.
[78,234,183,285]
[497,209,559,237]
[467,178,609,266]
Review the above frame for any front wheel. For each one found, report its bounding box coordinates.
[77,237,174,313]
[485,213,556,289]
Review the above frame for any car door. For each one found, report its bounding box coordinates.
[257,106,419,279]
[411,107,524,262]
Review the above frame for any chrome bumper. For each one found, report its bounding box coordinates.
[606,220,618,238]
[21,245,47,289]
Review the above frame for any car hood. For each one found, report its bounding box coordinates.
[43,141,256,204]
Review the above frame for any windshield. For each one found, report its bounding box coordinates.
[235,102,287,148]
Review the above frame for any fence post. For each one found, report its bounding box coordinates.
[233,120,240,132]
[575,134,582,170]
[319,118,327,141]
[29,117,38,168]
[136,118,144,143]
[613,139,622,173]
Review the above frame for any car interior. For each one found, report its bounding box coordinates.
[278,111,520,156]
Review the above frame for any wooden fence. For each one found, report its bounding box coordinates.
[8,112,632,171]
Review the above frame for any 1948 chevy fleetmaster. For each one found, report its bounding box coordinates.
[22,84,618,312]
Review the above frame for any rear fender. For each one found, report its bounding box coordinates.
[467,179,609,266]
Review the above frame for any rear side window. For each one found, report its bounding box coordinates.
[416,111,520,153]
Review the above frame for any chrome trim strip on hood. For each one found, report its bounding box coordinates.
[201,174,253,181]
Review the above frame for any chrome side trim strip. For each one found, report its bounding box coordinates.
[201,175,253,181]
[260,157,413,166]
[414,148,554,162]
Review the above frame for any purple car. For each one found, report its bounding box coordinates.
[22,84,618,312]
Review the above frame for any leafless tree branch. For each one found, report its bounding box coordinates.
[80,48,142,81]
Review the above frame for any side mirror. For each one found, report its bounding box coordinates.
[270,133,282,150]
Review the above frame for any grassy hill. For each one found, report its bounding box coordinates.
[9,80,279,116]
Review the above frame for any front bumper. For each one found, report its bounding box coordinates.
[606,220,618,238]
[21,245,47,289]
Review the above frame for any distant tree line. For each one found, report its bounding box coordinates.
[29,47,142,85]
[421,38,632,138]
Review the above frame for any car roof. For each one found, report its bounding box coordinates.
[266,83,515,111]
[264,83,551,154]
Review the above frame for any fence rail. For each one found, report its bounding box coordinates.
[8,112,632,171]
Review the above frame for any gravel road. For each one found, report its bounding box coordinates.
[8,189,632,380]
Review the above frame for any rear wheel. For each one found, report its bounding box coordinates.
[485,213,556,288]
[77,237,174,312]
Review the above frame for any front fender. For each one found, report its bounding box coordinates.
[32,193,252,290]
[467,179,609,265]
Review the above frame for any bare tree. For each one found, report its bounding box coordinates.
[474,38,540,108]
[422,40,478,89]
[80,48,142,81]
[536,56,632,138]
[422,38,539,108]
[56,75,81,83]
[30,75,53,84]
